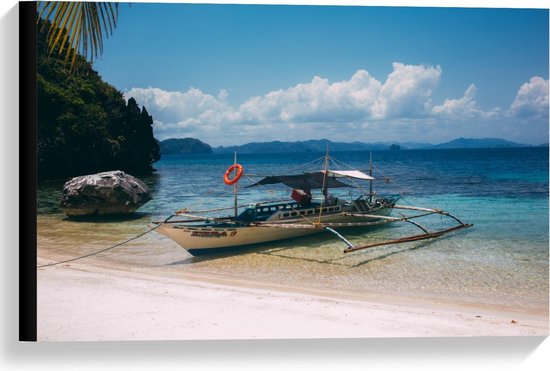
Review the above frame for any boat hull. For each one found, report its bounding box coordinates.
[156,206,394,255]
[156,223,321,255]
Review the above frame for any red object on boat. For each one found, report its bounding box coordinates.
[291,189,311,205]
[291,189,306,203]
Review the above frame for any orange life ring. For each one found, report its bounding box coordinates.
[224,164,243,185]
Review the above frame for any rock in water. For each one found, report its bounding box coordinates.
[60,171,151,216]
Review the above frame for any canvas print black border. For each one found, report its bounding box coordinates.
[19,0,37,342]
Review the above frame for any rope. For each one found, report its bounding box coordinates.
[169,158,327,222]
[284,155,326,174]
[174,187,235,214]
[330,155,414,199]
[36,223,162,269]
[400,195,419,207]
[327,156,376,198]
[171,158,326,216]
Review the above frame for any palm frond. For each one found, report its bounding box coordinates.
[37,1,119,66]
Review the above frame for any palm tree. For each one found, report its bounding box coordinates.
[37,1,119,66]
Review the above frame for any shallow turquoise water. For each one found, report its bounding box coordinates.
[37,148,549,313]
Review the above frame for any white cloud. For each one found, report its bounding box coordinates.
[239,63,442,123]
[124,87,238,140]
[125,86,235,124]
[376,62,441,119]
[432,84,499,119]
[508,76,549,118]
[123,66,548,146]
[239,70,382,123]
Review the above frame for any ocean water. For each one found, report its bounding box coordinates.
[37,147,549,314]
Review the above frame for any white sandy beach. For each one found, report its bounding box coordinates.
[37,252,548,342]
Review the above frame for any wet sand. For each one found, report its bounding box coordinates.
[37,246,548,342]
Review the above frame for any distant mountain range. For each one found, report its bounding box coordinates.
[213,139,428,153]
[212,137,533,154]
[159,137,540,155]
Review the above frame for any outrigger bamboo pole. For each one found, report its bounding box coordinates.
[392,205,442,213]
[342,211,436,221]
[254,222,321,229]
[343,223,473,253]
[393,205,469,226]
[325,227,355,249]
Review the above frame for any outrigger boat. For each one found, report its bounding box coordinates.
[154,153,472,256]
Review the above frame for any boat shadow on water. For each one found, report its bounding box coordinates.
[62,212,150,223]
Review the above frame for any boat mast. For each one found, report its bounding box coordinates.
[369,151,373,201]
[233,152,238,219]
[322,143,329,195]
[318,144,330,225]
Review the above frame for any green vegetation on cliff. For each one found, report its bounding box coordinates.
[37,19,160,180]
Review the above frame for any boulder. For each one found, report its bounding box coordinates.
[60,171,151,216]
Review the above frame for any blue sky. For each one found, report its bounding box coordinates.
[93,2,549,146]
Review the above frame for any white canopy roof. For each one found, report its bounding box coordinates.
[325,170,375,181]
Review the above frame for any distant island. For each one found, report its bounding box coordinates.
[159,138,212,155]
[431,137,529,149]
